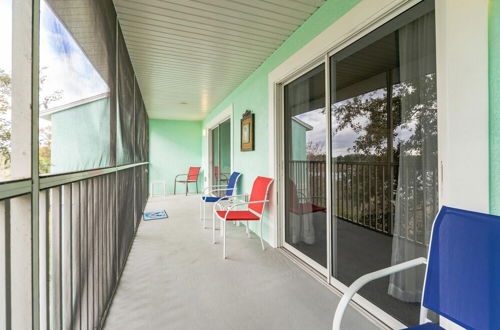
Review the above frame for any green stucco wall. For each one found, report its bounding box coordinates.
[51,97,110,173]
[202,0,361,242]
[149,119,202,194]
[292,120,309,161]
[490,0,500,214]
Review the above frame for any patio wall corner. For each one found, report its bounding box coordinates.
[149,119,203,195]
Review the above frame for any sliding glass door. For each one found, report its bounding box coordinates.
[330,2,437,325]
[210,118,231,188]
[283,64,327,270]
[281,0,438,326]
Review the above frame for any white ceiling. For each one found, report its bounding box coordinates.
[113,0,325,120]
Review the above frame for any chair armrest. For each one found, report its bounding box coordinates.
[214,194,249,211]
[209,188,237,194]
[175,174,188,180]
[202,185,226,195]
[220,194,248,200]
[332,257,427,330]
[227,200,270,211]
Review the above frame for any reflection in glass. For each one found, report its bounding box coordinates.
[211,126,220,186]
[284,64,327,268]
[39,0,110,174]
[330,8,437,326]
[211,119,231,191]
[218,119,231,184]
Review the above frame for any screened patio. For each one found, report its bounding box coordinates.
[0,0,497,329]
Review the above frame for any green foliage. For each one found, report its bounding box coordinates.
[0,69,12,168]
[0,67,61,176]
[332,74,437,163]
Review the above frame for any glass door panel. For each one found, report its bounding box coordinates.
[330,4,438,326]
[210,118,231,192]
[218,119,231,185]
[284,64,327,269]
[210,126,220,187]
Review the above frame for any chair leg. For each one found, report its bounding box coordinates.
[203,201,206,228]
[246,221,250,238]
[212,211,216,244]
[174,180,176,194]
[223,220,226,259]
[196,181,199,194]
[260,220,265,251]
[185,182,188,196]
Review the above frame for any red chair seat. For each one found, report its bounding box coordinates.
[291,203,326,215]
[216,210,260,221]
[176,180,197,183]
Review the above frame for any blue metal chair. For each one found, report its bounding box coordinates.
[199,172,241,229]
[332,206,500,330]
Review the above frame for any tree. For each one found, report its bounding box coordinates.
[331,74,437,163]
[0,69,12,171]
[0,67,63,176]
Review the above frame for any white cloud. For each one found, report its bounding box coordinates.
[0,0,12,74]
[39,0,109,109]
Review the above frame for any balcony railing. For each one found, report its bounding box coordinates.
[38,163,148,329]
[333,161,398,235]
[289,160,438,241]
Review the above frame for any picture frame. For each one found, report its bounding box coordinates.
[240,110,254,151]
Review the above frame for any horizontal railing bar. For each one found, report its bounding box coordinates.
[40,162,149,190]
[290,160,399,167]
[0,179,32,200]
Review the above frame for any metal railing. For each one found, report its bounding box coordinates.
[289,160,438,238]
[289,160,327,206]
[38,163,148,329]
[333,161,398,235]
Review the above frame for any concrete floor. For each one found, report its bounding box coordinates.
[103,195,381,330]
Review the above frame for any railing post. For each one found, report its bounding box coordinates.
[386,70,394,235]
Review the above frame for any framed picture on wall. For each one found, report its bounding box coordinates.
[240,110,254,151]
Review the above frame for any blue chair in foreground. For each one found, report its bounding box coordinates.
[199,172,241,229]
[332,206,500,330]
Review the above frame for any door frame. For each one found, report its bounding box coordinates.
[278,59,330,278]
[205,104,233,188]
[268,0,489,328]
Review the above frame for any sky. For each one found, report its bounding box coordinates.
[40,0,109,110]
[0,0,108,114]
[294,88,418,158]
[296,107,360,158]
[0,0,12,75]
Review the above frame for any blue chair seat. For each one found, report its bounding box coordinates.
[406,323,443,330]
[202,196,227,203]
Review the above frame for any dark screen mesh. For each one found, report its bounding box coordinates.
[38,0,150,328]
[117,168,136,270]
[43,0,117,172]
[117,26,136,165]
[135,80,148,162]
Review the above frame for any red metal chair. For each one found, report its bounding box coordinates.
[213,176,274,259]
[289,179,326,215]
[214,166,229,184]
[174,166,201,196]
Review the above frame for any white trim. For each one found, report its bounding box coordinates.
[291,116,313,131]
[435,0,489,214]
[40,92,110,119]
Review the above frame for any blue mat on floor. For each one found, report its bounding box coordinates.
[144,210,168,221]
